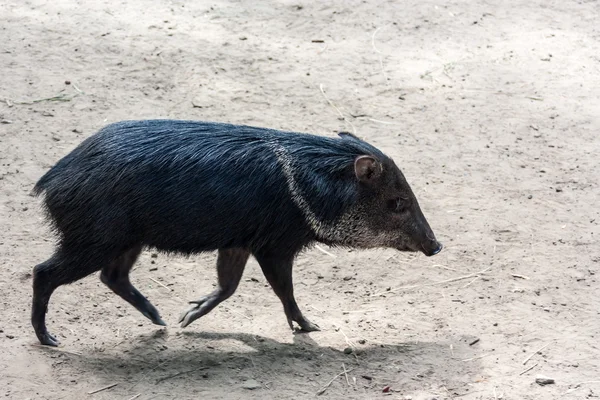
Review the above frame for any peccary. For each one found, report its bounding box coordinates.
[31,119,442,346]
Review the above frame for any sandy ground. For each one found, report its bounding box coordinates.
[1,0,599,399]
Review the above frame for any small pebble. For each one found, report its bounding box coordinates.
[535,375,555,385]
[241,379,261,390]
[343,347,353,354]
[358,339,366,344]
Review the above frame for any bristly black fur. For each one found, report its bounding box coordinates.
[33,119,389,257]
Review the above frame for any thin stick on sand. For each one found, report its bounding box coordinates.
[149,277,171,291]
[316,367,355,395]
[518,362,538,375]
[315,245,337,258]
[342,363,350,386]
[319,84,356,134]
[371,267,491,297]
[563,381,600,395]
[461,353,493,362]
[155,367,209,383]
[87,383,118,394]
[462,276,480,288]
[522,342,552,365]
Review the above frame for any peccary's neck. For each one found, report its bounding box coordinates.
[270,142,375,248]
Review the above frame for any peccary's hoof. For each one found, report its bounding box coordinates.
[38,332,60,347]
[179,303,207,328]
[296,320,321,333]
[141,309,167,326]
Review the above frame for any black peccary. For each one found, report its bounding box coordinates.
[31,119,442,346]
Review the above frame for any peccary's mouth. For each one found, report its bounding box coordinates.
[421,241,443,257]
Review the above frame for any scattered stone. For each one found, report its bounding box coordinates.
[469,338,480,346]
[343,347,353,354]
[535,375,555,385]
[6,334,15,339]
[528,195,533,199]
[242,379,261,390]
[358,339,366,344]
[72,128,82,133]
[382,386,391,393]
[192,98,206,108]
[1,119,12,124]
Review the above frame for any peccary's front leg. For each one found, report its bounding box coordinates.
[254,251,320,332]
[179,248,250,328]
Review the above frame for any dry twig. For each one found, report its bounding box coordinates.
[316,367,356,395]
[155,367,209,383]
[315,245,337,258]
[88,383,118,394]
[149,277,171,291]
[371,267,491,297]
[523,342,552,365]
[319,84,356,134]
[342,363,350,386]
[518,362,538,375]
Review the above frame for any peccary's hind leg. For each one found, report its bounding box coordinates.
[32,250,107,346]
[254,251,320,332]
[179,248,250,328]
[32,257,62,346]
[100,245,165,326]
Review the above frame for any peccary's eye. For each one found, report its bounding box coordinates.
[387,198,407,213]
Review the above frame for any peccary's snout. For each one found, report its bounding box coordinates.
[411,206,442,257]
[421,239,443,257]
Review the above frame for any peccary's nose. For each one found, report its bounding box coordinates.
[422,240,443,257]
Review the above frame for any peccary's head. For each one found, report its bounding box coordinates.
[335,133,442,257]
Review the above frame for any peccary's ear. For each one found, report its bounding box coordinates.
[338,131,361,141]
[354,155,382,183]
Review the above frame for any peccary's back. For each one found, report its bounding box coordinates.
[35,120,385,254]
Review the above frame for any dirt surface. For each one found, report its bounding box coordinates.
[1,0,599,399]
